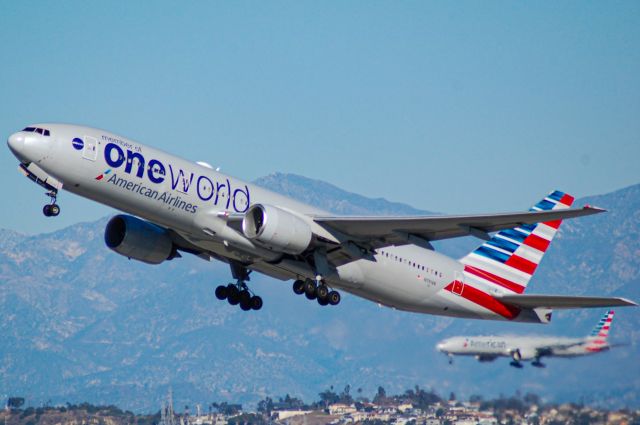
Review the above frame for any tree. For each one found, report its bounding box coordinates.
[257,397,274,416]
[339,385,354,404]
[372,386,386,404]
[318,388,339,407]
[8,397,25,409]
[469,394,483,403]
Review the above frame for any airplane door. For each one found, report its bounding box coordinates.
[452,271,464,295]
[82,136,98,161]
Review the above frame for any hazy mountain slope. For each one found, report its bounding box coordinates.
[0,175,638,411]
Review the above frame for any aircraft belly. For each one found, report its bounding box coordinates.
[341,255,442,311]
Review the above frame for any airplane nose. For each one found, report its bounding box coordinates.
[7,132,25,158]
[436,343,445,352]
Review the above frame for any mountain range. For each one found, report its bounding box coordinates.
[0,173,638,411]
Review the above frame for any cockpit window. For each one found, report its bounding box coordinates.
[22,127,51,136]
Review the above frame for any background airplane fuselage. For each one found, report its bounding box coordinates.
[11,124,541,322]
[438,335,607,359]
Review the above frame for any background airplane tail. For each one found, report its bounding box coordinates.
[585,310,615,351]
[460,190,575,295]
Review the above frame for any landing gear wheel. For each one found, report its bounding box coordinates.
[250,296,263,311]
[316,284,329,300]
[49,204,60,216]
[240,298,252,311]
[317,296,329,306]
[292,280,305,295]
[328,291,341,306]
[215,285,228,300]
[43,204,52,217]
[304,280,317,300]
[239,290,251,306]
[227,285,240,305]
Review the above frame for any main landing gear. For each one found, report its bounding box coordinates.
[214,262,262,311]
[292,278,341,307]
[215,283,263,311]
[42,190,60,217]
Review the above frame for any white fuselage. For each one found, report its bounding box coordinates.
[437,335,608,360]
[7,123,546,322]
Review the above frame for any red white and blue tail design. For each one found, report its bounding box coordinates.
[585,310,614,351]
[460,190,575,295]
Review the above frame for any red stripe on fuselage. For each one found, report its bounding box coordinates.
[464,265,526,294]
[505,255,537,275]
[444,282,521,320]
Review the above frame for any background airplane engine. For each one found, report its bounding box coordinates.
[511,348,537,361]
[242,204,313,255]
[104,215,174,265]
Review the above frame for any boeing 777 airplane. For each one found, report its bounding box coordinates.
[436,310,619,367]
[6,124,636,322]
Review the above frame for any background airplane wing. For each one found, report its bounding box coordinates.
[313,206,604,258]
[497,294,638,309]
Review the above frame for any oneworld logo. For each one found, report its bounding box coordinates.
[102,140,250,213]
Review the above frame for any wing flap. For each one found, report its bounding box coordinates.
[498,294,637,309]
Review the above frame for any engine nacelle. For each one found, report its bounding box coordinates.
[242,204,313,255]
[510,347,537,361]
[105,215,174,264]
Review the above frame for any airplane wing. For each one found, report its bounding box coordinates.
[313,206,604,262]
[497,294,638,309]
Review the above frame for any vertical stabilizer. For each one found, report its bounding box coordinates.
[461,190,574,294]
[585,310,615,351]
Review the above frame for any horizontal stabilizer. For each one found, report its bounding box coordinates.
[498,294,638,309]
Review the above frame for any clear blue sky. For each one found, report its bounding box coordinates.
[1,1,639,234]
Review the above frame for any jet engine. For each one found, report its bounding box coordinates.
[242,204,313,255]
[105,215,174,264]
[510,347,537,361]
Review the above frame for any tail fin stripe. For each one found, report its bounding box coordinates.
[548,191,565,202]
[476,246,511,263]
[500,228,528,243]
[559,193,575,205]
[519,223,536,232]
[544,219,562,229]
[504,255,537,275]
[464,254,531,284]
[534,199,557,210]
[523,234,551,252]
[531,223,557,240]
[464,265,526,293]
[487,237,520,253]
[512,245,544,264]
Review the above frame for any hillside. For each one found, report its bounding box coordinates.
[0,174,638,411]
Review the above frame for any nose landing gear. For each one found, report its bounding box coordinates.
[43,190,60,217]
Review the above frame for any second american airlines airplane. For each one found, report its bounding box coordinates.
[6,124,636,321]
[436,310,619,368]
